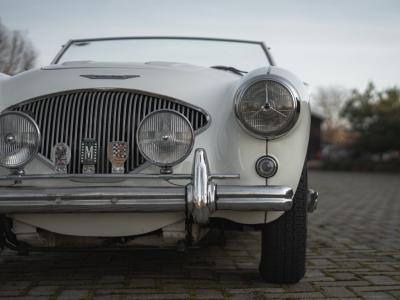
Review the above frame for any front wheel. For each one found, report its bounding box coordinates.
[259,167,308,283]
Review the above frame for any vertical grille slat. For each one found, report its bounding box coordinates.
[95,92,105,173]
[46,98,57,159]
[128,93,138,172]
[103,92,111,173]
[69,93,78,173]
[63,94,72,145]
[41,97,50,158]
[111,92,117,155]
[60,95,69,144]
[85,92,93,139]
[74,92,85,173]
[10,89,209,174]
[135,94,143,168]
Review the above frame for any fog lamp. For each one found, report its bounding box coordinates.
[137,110,194,168]
[256,155,278,178]
[0,111,41,168]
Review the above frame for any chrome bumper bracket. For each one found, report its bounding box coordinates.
[307,189,318,213]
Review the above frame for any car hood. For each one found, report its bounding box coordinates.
[0,61,241,112]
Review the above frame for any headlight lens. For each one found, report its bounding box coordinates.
[235,78,299,139]
[0,111,41,168]
[137,110,194,167]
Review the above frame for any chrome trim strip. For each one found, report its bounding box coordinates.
[80,75,140,80]
[0,173,239,182]
[217,185,293,199]
[217,197,292,211]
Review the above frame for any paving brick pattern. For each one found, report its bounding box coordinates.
[0,171,399,299]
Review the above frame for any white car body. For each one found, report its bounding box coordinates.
[0,37,311,248]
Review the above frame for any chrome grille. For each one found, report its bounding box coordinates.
[10,89,209,173]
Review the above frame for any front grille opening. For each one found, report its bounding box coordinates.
[10,89,209,174]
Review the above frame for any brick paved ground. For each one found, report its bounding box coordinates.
[0,171,399,299]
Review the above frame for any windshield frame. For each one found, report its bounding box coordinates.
[51,36,276,66]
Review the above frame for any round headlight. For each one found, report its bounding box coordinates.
[0,111,41,168]
[137,110,194,167]
[235,76,299,139]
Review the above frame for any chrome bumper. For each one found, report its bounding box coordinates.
[0,149,294,223]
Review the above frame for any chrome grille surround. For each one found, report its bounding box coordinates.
[8,89,210,174]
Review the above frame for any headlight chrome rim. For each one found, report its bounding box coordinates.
[136,109,195,167]
[234,75,300,140]
[0,111,41,169]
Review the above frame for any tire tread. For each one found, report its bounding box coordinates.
[259,167,308,283]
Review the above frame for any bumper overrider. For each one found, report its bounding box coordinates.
[0,149,294,224]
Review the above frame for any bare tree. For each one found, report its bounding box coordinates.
[0,20,36,75]
[312,86,349,144]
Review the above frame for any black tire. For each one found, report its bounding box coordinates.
[259,166,308,283]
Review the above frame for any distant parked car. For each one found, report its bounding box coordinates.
[321,144,352,160]
[0,37,317,283]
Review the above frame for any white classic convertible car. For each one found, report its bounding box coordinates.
[0,37,317,283]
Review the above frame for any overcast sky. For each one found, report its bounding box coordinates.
[1,0,399,91]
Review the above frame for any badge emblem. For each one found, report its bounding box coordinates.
[51,143,71,174]
[107,141,128,174]
[80,139,98,174]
